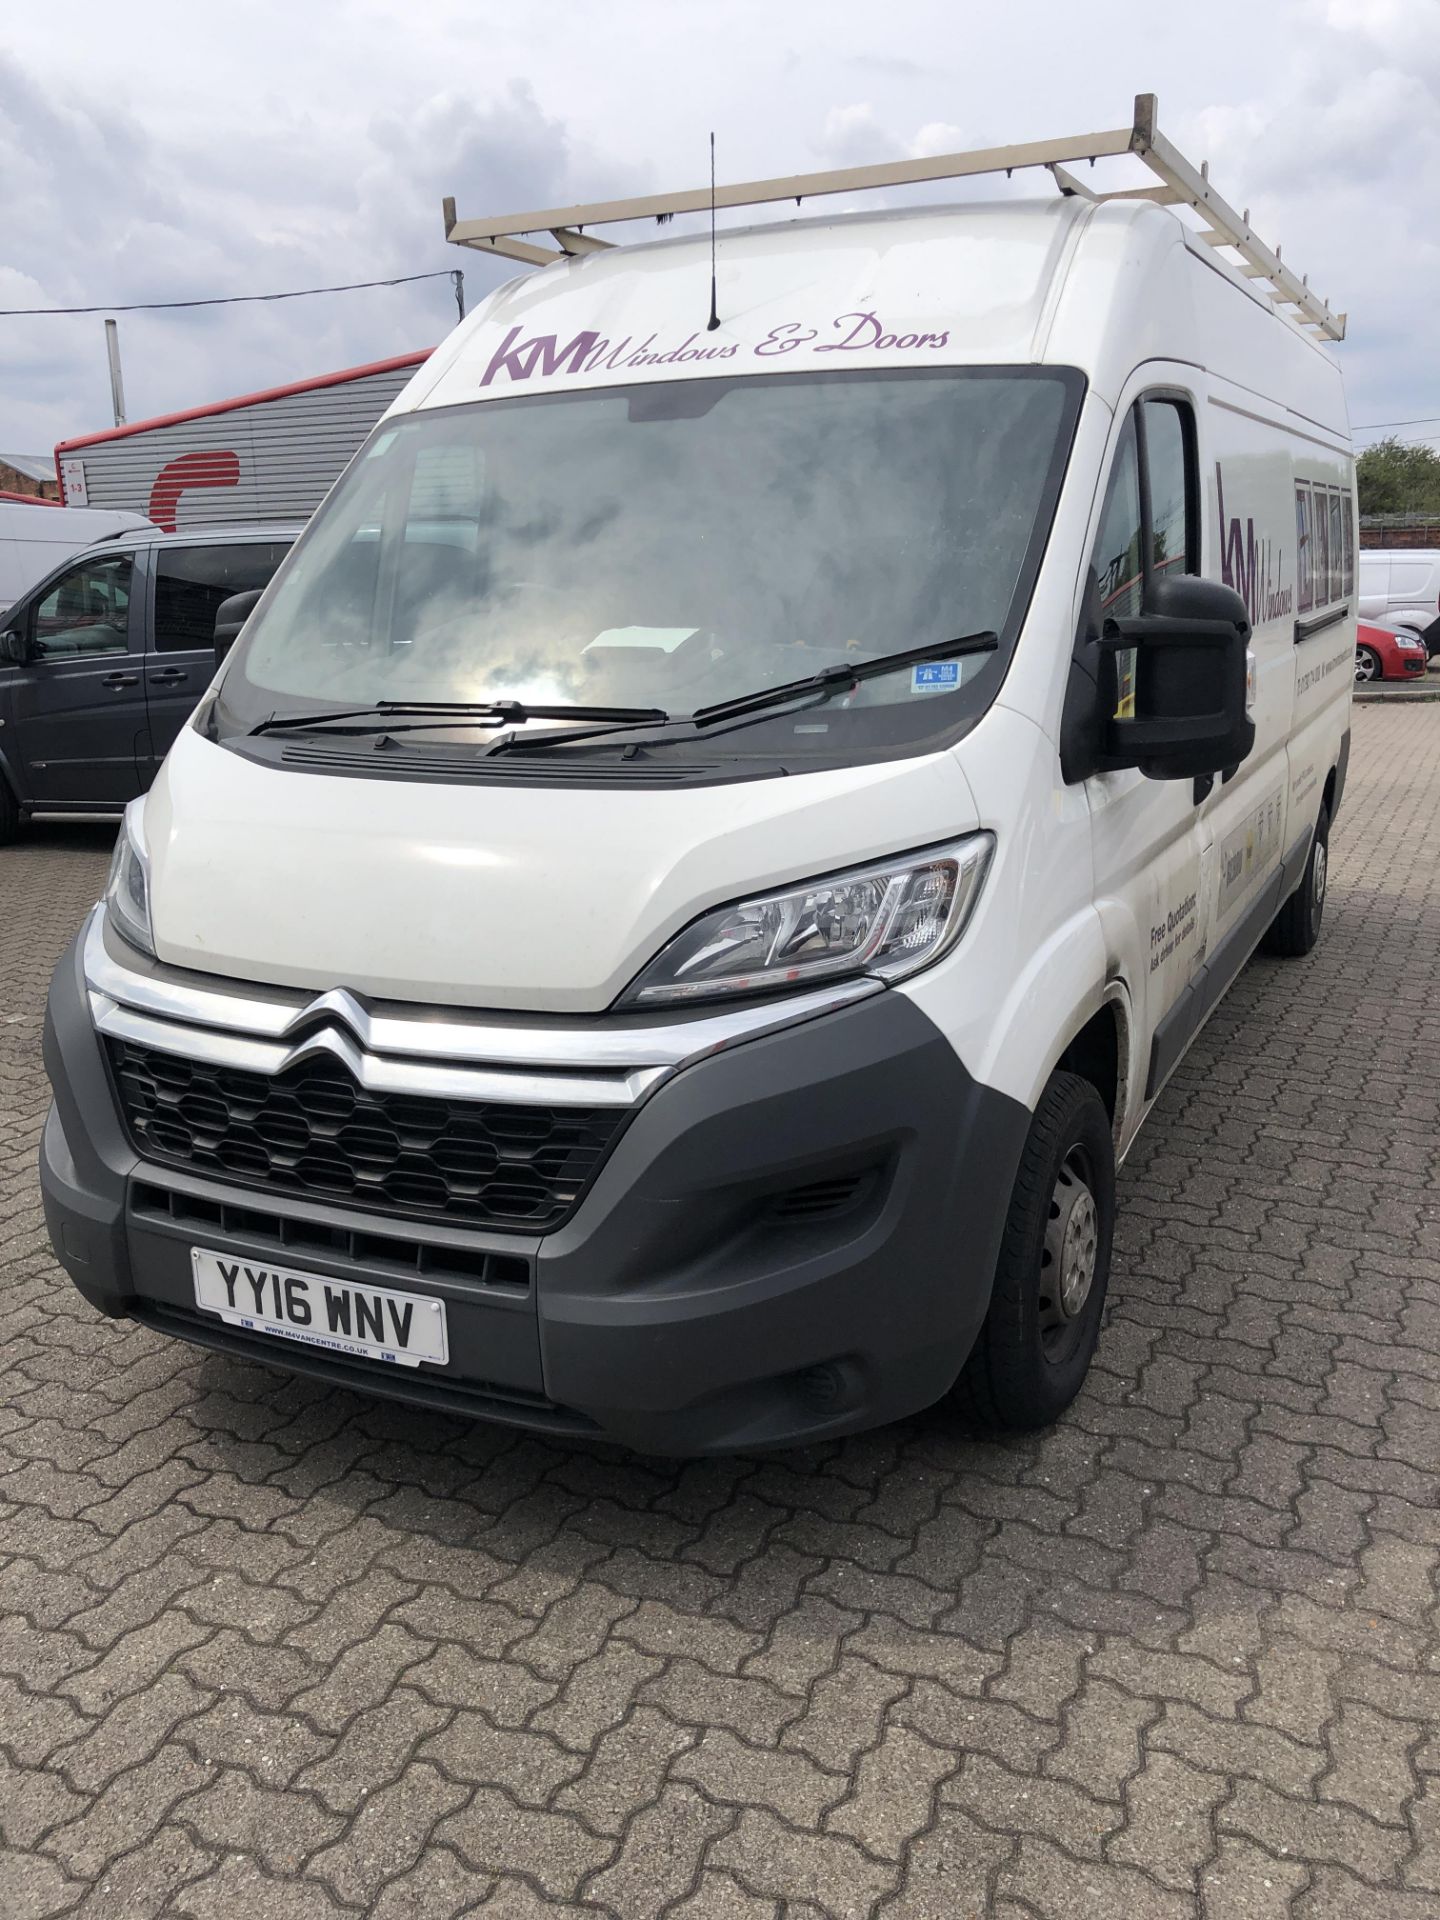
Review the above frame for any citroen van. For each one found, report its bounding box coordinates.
[39,112,1354,1453]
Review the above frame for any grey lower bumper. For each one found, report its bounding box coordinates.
[41,927,1029,1453]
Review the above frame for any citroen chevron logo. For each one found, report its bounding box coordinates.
[279,988,373,1048]
[280,1024,369,1079]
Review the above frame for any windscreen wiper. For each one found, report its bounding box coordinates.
[250,700,669,738]
[691,632,999,728]
[487,632,1001,759]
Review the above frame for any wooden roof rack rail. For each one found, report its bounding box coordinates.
[443,93,1344,341]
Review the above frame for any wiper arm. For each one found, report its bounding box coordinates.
[250,700,668,739]
[692,633,999,728]
[484,710,672,757]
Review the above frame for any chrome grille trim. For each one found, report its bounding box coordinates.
[90,995,662,1109]
[81,905,881,1099]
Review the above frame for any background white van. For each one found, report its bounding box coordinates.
[1357,547,1440,640]
[0,499,157,618]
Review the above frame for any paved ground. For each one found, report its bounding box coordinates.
[3,704,1440,1920]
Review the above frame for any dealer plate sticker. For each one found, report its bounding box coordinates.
[912,660,961,692]
[191,1248,448,1368]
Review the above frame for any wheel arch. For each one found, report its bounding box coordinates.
[1055,988,1133,1144]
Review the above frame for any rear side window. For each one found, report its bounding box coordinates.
[1298,484,1354,616]
[1295,485,1314,613]
[154,542,291,653]
[1327,493,1344,602]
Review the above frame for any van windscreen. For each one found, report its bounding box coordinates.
[224,367,1081,760]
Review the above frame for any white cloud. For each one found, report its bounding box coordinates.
[0,0,1435,450]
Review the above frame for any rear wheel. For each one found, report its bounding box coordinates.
[1262,803,1328,959]
[953,1071,1115,1430]
[1354,645,1381,685]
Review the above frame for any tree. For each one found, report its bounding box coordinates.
[1356,437,1440,517]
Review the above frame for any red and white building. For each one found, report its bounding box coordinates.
[54,350,431,531]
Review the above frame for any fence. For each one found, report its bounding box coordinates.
[1360,514,1440,550]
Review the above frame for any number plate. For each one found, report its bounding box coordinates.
[191,1248,448,1368]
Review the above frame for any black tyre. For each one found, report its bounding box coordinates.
[953,1070,1115,1430]
[0,776,19,847]
[1262,803,1328,959]
[1354,645,1381,686]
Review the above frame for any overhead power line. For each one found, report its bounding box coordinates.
[1353,414,1440,433]
[0,269,464,318]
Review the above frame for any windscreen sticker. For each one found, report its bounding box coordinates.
[912,660,961,692]
[478,310,953,390]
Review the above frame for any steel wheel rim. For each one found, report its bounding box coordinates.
[1312,837,1327,911]
[1038,1146,1099,1359]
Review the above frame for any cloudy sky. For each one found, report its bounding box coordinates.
[2,0,1437,460]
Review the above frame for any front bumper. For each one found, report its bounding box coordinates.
[41,925,1028,1453]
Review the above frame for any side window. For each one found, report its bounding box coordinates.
[153,542,292,653]
[1087,397,1197,724]
[1314,492,1331,605]
[31,555,132,659]
[1141,398,1196,581]
[1342,494,1354,597]
[1328,492,1344,603]
[1089,414,1144,623]
[1295,484,1314,613]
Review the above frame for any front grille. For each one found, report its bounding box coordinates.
[107,1040,626,1232]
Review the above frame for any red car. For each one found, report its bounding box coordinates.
[1356,618,1429,685]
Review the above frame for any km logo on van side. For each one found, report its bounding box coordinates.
[1216,462,1293,626]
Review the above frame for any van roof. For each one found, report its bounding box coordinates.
[80,521,304,553]
[404,194,1349,439]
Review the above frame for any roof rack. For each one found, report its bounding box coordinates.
[443,92,1344,342]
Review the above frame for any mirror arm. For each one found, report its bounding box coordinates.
[1099,613,1248,649]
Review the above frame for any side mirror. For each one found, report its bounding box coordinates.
[0,629,29,667]
[214,589,262,667]
[1062,573,1254,784]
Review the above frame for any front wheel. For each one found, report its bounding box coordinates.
[1262,803,1329,959]
[1354,645,1381,685]
[952,1071,1115,1430]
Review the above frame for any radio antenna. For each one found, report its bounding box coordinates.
[706,132,720,331]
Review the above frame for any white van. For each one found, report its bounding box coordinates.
[1357,548,1440,642]
[0,499,156,618]
[40,100,1354,1452]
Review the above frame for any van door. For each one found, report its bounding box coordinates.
[1200,391,1326,1013]
[1084,394,1207,1094]
[1356,552,1388,621]
[145,539,293,767]
[6,549,150,807]
[1387,553,1439,630]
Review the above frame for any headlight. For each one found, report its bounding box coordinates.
[1395,633,1423,650]
[104,801,155,957]
[620,836,994,1007]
